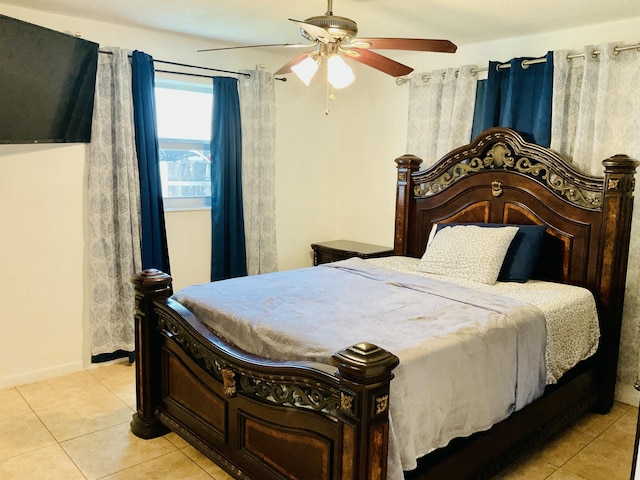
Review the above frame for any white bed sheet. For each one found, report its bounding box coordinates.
[366,256,600,384]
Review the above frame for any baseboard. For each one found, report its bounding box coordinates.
[615,381,640,407]
[0,361,85,389]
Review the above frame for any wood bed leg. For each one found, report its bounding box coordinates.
[332,342,400,480]
[130,269,173,439]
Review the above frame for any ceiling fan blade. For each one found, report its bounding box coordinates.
[275,52,313,75]
[346,49,413,77]
[198,43,308,53]
[349,38,457,53]
[289,18,335,44]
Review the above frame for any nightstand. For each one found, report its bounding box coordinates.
[311,240,394,266]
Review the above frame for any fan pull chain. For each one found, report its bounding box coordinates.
[325,81,330,115]
[325,81,336,115]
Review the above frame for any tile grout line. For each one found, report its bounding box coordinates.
[12,370,136,480]
[20,385,90,480]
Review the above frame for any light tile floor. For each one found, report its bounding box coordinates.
[0,361,637,479]
[0,361,233,480]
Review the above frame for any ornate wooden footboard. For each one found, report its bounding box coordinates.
[131,127,637,479]
[130,268,399,480]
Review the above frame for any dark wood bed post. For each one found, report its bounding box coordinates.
[394,154,423,255]
[332,342,400,480]
[130,269,173,439]
[596,154,638,412]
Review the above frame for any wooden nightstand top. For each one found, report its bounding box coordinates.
[311,240,394,266]
[311,240,394,256]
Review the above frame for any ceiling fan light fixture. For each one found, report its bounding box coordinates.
[291,55,319,86]
[327,54,354,89]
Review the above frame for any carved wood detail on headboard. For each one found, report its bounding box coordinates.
[412,132,604,210]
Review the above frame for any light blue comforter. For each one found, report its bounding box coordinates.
[173,258,546,477]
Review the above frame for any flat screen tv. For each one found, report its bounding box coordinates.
[0,14,99,144]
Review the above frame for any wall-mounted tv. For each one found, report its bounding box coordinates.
[0,14,98,144]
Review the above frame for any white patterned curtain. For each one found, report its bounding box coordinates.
[551,43,640,396]
[406,65,479,168]
[87,48,142,356]
[238,69,278,276]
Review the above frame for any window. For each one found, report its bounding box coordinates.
[155,78,213,209]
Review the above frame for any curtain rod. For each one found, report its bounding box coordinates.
[98,49,286,82]
[154,58,251,77]
[400,42,640,84]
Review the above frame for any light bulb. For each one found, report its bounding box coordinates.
[291,55,319,86]
[327,55,354,89]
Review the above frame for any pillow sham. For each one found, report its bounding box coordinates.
[432,223,547,282]
[417,225,519,284]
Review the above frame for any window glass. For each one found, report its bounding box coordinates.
[155,78,213,208]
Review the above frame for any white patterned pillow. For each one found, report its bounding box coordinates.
[416,225,519,284]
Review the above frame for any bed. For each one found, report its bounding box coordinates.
[130,127,638,479]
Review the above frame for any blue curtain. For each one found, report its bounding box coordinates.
[472,80,489,139]
[471,52,553,146]
[210,77,247,281]
[131,50,171,274]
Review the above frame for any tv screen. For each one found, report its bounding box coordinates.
[0,14,98,144]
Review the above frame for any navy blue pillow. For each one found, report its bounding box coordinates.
[434,223,547,282]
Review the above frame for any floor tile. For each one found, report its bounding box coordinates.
[182,445,235,480]
[36,391,134,442]
[101,450,214,479]
[0,444,85,480]
[492,454,558,479]
[165,431,191,449]
[598,407,638,452]
[0,413,56,462]
[61,421,176,480]
[0,387,32,422]
[536,426,592,467]
[562,437,633,480]
[88,362,137,410]
[547,469,590,479]
[613,401,633,414]
[87,361,134,391]
[571,408,626,439]
[17,371,113,412]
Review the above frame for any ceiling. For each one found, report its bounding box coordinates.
[3,0,640,50]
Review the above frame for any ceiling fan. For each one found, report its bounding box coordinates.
[199,0,457,89]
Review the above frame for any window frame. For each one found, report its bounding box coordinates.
[155,77,213,211]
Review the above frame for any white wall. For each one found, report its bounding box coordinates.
[0,143,85,385]
[2,2,640,398]
[0,3,338,387]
